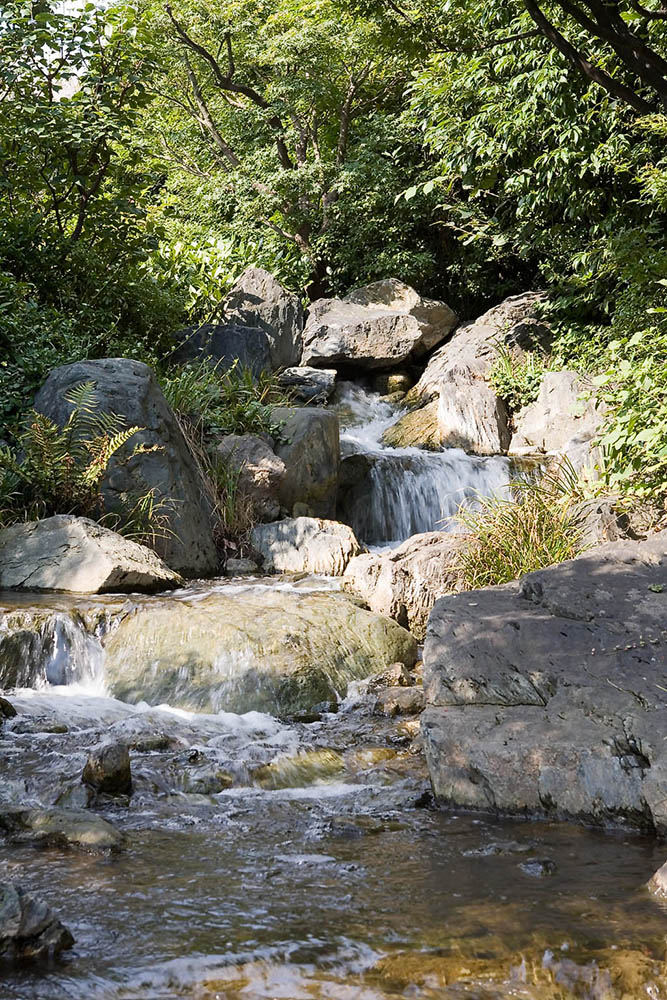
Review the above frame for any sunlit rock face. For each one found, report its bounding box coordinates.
[422,531,667,834]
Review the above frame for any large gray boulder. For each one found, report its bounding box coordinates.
[103,588,418,717]
[407,292,549,455]
[222,267,304,369]
[170,323,272,376]
[272,407,340,517]
[0,516,182,594]
[421,532,667,834]
[0,884,74,962]
[34,359,218,577]
[301,279,457,370]
[216,433,286,521]
[252,517,363,575]
[509,370,603,474]
[343,531,466,639]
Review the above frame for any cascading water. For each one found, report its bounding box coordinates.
[335,382,511,545]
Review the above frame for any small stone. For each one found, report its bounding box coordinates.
[0,884,74,962]
[374,687,425,717]
[0,808,125,852]
[519,858,557,877]
[368,663,413,691]
[224,558,259,577]
[82,741,132,796]
[0,697,17,720]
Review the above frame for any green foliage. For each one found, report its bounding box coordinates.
[593,314,667,505]
[456,463,591,589]
[0,382,167,541]
[488,346,551,413]
[161,360,290,438]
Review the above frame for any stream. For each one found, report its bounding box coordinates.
[1,385,666,999]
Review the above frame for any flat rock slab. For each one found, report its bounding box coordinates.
[421,533,667,834]
[0,807,125,852]
[0,516,181,594]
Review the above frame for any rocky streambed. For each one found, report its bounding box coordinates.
[0,569,666,999]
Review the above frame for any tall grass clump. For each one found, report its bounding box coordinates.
[455,462,594,589]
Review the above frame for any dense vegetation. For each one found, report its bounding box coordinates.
[1,0,666,515]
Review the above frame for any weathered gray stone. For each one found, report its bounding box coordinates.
[222,267,304,369]
[170,323,272,376]
[437,368,511,454]
[103,588,418,717]
[374,686,425,717]
[410,292,550,402]
[0,516,182,594]
[510,370,603,474]
[0,884,74,962]
[421,532,667,834]
[82,741,132,796]
[252,517,363,575]
[0,807,125,851]
[302,279,457,370]
[272,407,340,517]
[216,433,286,521]
[406,293,549,455]
[343,531,466,639]
[34,359,218,577]
[276,366,337,403]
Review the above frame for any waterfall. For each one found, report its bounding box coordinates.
[335,383,511,546]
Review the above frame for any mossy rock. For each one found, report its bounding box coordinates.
[381,400,440,450]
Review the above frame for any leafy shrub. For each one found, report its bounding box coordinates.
[455,463,592,589]
[488,346,551,413]
[593,319,667,507]
[0,383,168,543]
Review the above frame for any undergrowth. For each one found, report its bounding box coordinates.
[0,382,170,545]
[488,345,553,413]
[455,462,596,589]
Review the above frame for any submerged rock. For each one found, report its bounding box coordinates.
[0,808,125,852]
[421,532,667,834]
[302,279,457,370]
[34,358,218,577]
[252,517,362,575]
[0,884,74,962]
[103,589,417,717]
[0,516,182,594]
[82,741,132,797]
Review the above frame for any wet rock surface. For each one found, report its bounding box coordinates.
[271,406,340,518]
[82,741,132,797]
[422,532,667,833]
[0,884,74,962]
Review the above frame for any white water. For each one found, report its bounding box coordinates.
[336,383,511,545]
